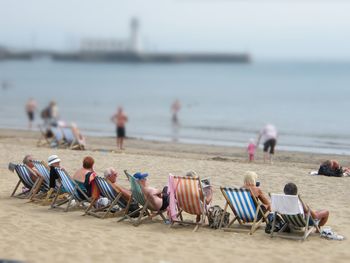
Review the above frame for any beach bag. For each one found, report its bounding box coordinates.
[208,205,230,229]
[265,213,288,234]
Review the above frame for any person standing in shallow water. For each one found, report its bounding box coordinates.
[111,107,128,150]
[25,98,37,129]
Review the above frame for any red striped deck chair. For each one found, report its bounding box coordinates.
[171,175,208,232]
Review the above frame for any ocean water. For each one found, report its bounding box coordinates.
[0,59,349,154]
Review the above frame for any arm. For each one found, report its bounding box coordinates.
[258,189,271,211]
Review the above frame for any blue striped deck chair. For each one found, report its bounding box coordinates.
[219,187,269,234]
[118,170,167,226]
[270,194,320,241]
[11,164,37,199]
[85,176,125,218]
[50,167,91,212]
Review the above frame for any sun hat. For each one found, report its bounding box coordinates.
[48,155,61,166]
[133,172,149,180]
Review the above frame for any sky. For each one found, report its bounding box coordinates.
[0,0,349,60]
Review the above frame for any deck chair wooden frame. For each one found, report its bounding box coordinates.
[219,187,269,234]
[270,194,320,241]
[117,170,167,226]
[50,167,91,212]
[170,175,208,232]
[85,176,126,219]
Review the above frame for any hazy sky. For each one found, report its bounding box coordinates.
[0,0,349,60]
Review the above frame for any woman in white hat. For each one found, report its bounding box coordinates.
[48,155,62,193]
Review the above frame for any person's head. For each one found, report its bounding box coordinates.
[243,171,258,186]
[23,155,34,168]
[50,100,56,106]
[186,170,197,177]
[284,182,298,195]
[82,156,94,169]
[48,155,61,167]
[249,138,255,144]
[133,172,149,186]
[331,160,340,169]
[104,167,118,183]
[117,107,123,113]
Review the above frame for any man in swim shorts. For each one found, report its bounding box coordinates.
[257,124,277,164]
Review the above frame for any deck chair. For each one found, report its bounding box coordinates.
[118,170,167,226]
[219,187,269,234]
[37,125,64,147]
[30,160,55,203]
[10,164,37,199]
[50,167,91,212]
[170,175,208,232]
[85,176,126,218]
[270,193,320,241]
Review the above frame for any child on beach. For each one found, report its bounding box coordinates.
[247,139,256,162]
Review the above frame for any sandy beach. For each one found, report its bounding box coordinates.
[1,128,349,263]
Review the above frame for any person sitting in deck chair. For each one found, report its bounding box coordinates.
[134,172,169,211]
[72,156,97,199]
[283,182,329,228]
[23,155,43,182]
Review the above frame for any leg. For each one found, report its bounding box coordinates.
[314,210,329,227]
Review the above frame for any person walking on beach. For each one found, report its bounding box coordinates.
[111,107,128,150]
[257,124,277,164]
[25,98,37,129]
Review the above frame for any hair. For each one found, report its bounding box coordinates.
[23,155,32,165]
[104,167,116,178]
[83,156,94,169]
[284,182,298,195]
[244,171,258,186]
[186,170,197,177]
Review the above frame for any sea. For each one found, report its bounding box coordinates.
[0,59,349,155]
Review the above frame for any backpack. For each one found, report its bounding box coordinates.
[265,213,289,234]
[318,164,343,177]
[41,107,50,119]
[208,205,230,229]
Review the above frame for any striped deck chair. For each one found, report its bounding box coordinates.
[11,164,37,199]
[85,176,126,218]
[270,194,320,241]
[219,187,269,234]
[118,170,167,226]
[30,160,55,202]
[50,167,91,212]
[171,175,208,232]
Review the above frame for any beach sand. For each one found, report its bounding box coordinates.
[0,128,349,263]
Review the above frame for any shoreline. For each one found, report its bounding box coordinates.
[1,127,349,168]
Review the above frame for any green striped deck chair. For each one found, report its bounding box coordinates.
[11,164,37,199]
[270,194,320,241]
[85,176,126,218]
[118,170,167,226]
[170,175,208,232]
[219,187,269,234]
[50,167,91,212]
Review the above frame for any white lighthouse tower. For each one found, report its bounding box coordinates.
[129,18,141,53]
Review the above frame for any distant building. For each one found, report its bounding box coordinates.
[80,18,142,53]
